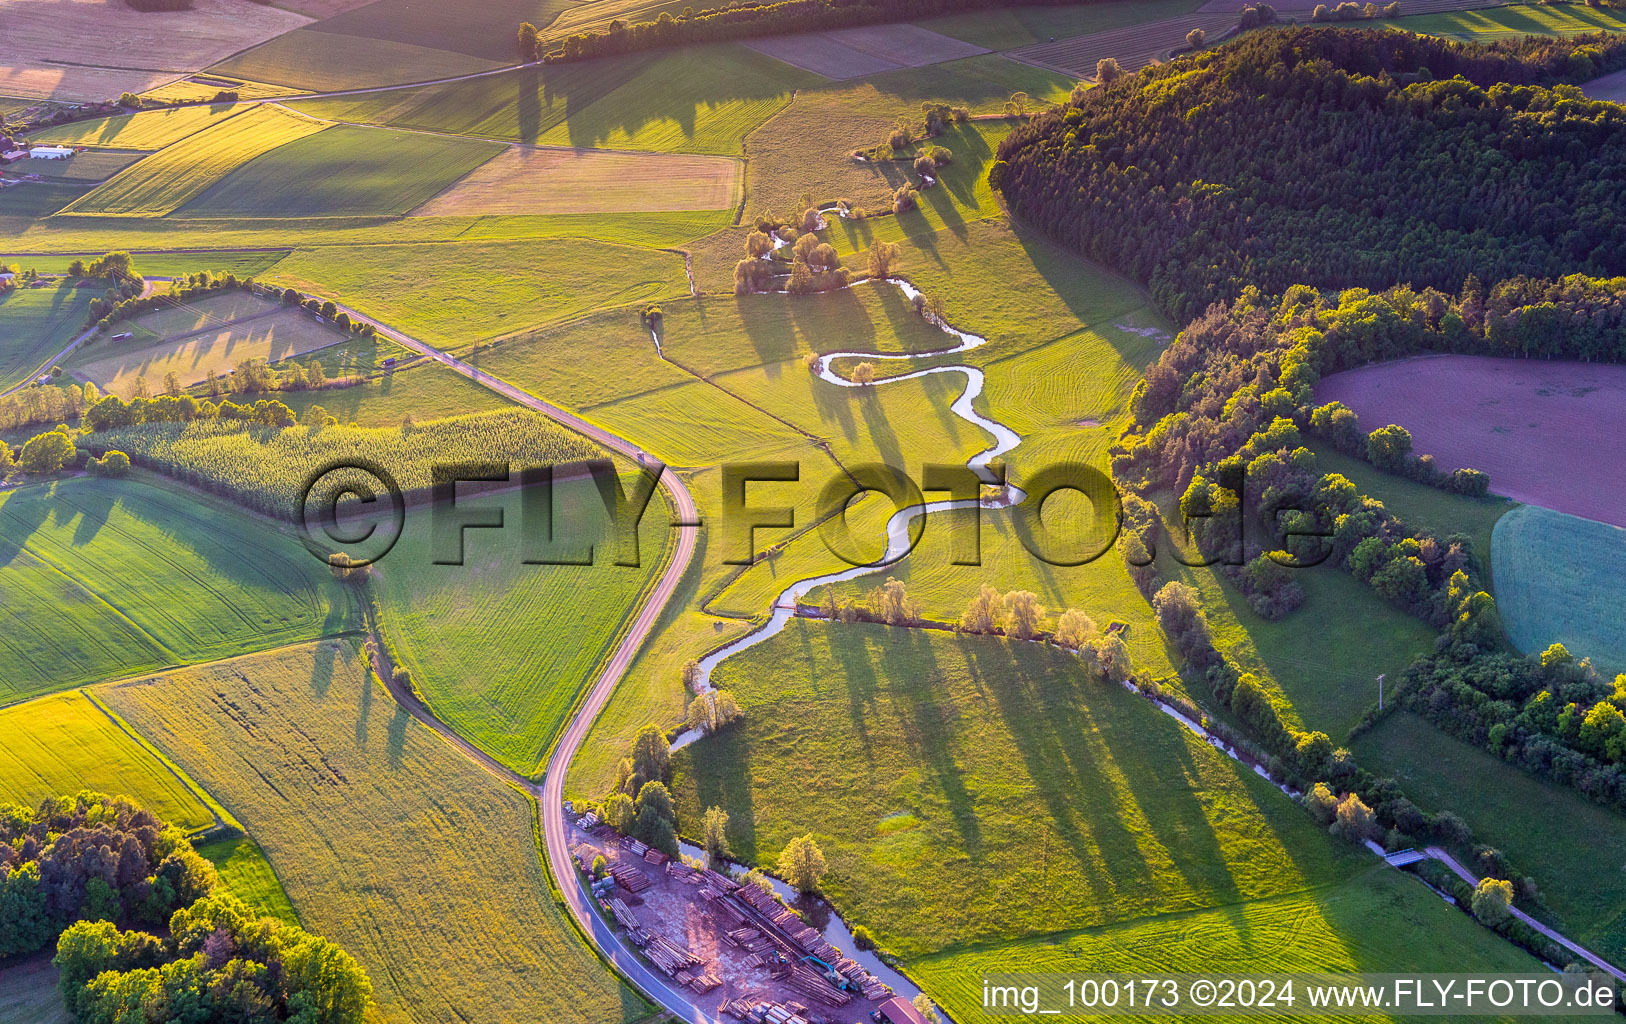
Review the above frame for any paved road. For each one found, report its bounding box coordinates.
[326,298,711,1022]
[1424,846,1626,982]
[1,321,98,398]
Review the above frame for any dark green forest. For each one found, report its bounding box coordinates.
[996,27,1626,320]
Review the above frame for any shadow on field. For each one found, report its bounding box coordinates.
[0,483,52,568]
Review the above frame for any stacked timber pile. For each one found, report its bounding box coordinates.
[607,898,640,931]
[688,971,721,993]
[700,887,749,927]
[668,862,705,884]
[763,1004,813,1024]
[723,926,773,953]
[706,869,740,892]
[719,997,757,1019]
[786,964,851,1006]
[644,848,670,866]
[644,934,705,976]
[620,835,650,856]
[609,863,651,893]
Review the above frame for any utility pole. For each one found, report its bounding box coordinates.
[1377,674,1385,711]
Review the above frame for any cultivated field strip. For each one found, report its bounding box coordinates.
[0,0,310,101]
[1008,13,1239,78]
[29,102,251,151]
[61,105,330,217]
[0,690,216,832]
[100,641,645,1024]
[409,145,740,217]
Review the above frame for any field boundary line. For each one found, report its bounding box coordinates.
[7,539,180,662]
[77,686,233,835]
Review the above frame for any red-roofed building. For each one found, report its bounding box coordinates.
[876,997,931,1024]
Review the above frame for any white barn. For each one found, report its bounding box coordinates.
[28,146,74,160]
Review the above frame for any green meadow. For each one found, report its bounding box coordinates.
[674,621,1356,956]
[1356,713,1626,963]
[0,477,358,702]
[0,280,96,391]
[196,836,300,926]
[1395,1,1626,42]
[915,867,1540,1023]
[294,46,819,155]
[271,237,688,346]
[374,468,671,775]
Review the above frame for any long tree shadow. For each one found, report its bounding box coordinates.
[962,636,1150,896]
[879,625,984,860]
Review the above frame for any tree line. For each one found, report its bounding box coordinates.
[994,27,1626,322]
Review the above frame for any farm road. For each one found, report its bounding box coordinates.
[322,296,712,1023]
[1424,847,1626,983]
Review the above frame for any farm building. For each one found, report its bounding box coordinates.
[876,997,932,1024]
[29,146,74,160]
[0,149,27,163]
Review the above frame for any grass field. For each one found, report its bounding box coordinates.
[743,71,1062,217]
[99,640,648,1024]
[1311,446,1512,568]
[138,77,300,104]
[271,237,688,346]
[302,0,590,61]
[0,183,84,222]
[920,0,1205,49]
[0,207,729,258]
[5,151,145,183]
[107,287,277,341]
[914,867,1541,1023]
[19,249,291,279]
[29,102,250,150]
[1491,504,1625,676]
[1396,1,1626,41]
[211,29,503,92]
[76,307,352,395]
[178,125,506,219]
[0,544,171,706]
[0,957,70,1024]
[197,835,300,926]
[0,476,359,702]
[375,469,669,775]
[1355,712,1626,963]
[0,690,215,831]
[61,106,330,218]
[273,361,516,427]
[410,146,739,217]
[674,620,1358,957]
[294,46,819,155]
[0,280,95,391]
